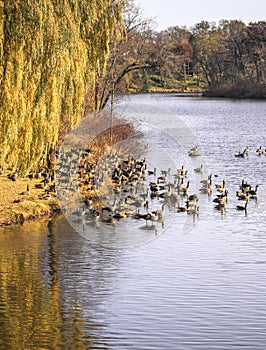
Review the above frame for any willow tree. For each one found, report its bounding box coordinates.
[0,0,126,175]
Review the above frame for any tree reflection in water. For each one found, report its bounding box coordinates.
[0,216,116,349]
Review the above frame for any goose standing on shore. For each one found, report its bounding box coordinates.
[152,203,165,219]
[20,184,30,196]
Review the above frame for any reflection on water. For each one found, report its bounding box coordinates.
[1,94,266,349]
[0,217,120,349]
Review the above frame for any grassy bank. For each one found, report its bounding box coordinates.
[0,173,59,227]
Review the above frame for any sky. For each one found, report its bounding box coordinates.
[136,0,266,30]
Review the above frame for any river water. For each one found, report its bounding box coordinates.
[1,94,266,349]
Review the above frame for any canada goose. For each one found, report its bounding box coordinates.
[194,164,203,173]
[234,151,246,158]
[112,211,127,220]
[147,212,159,222]
[91,209,100,221]
[84,196,93,207]
[186,194,199,207]
[174,170,188,179]
[152,204,165,218]
[148,167,156,176]
[177,165,185,175]
[188,150,201,157]
[188,146,200,156]
[236,200,248,211]
[124,208,135,217]
[134,212,149,220]
[244,147,249,155]
[35,183,46,189]
[236,192,249,201]
[181,181,190,195]
[157,175,167,182]
[189,152,201,157]
[149,183,159,194]
[20,184,30,195]
[239,180,251,193]
[256,146,263,155]
[7,171,18,181]
[248,185,259,198]
[213,190,228,203]
[177,203,189,212]
[101,206,114,215]
[13,198,26,204]
[189,146,198,152]
[234,147,249,158]
[215,180,225,193]
[143,200,149,210]
[200,174,212,185]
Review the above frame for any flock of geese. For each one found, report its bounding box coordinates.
[234,146,266,158]
[5,143,262,230]
[53,142,262,232]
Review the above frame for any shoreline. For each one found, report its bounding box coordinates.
[0,114,135,228]
[0,173,60,227]
[1,90,264,229]
[124,87,266,100]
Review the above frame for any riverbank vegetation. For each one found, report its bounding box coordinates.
[0,1,265,225]
[0,0,126,175]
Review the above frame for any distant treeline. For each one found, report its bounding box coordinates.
[122,19,266,98]
[0,0,265,174]
[191,20,266,98]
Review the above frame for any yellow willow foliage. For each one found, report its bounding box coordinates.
[0,0,126,175]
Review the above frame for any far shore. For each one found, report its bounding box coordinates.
[124,84,266,100]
